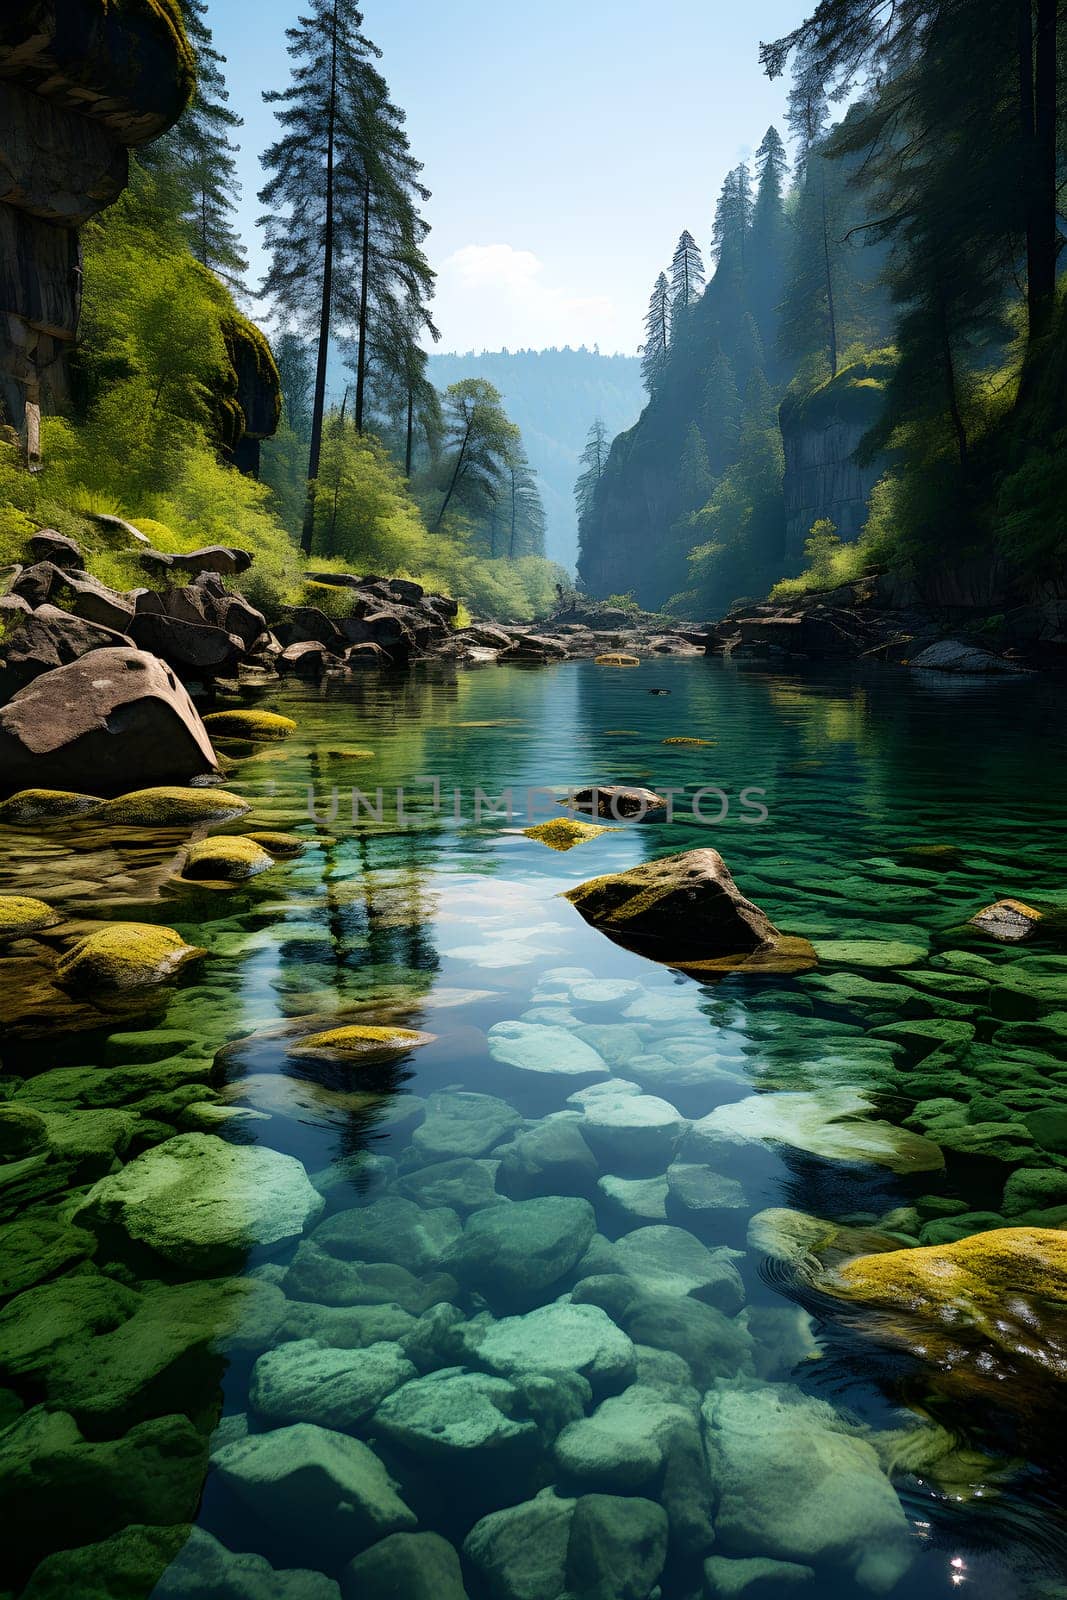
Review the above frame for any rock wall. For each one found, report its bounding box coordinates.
[0,0,194,449]
[779,357,891,562]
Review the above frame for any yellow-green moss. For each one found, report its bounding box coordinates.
[288,1024,435,1061]
[57,923,204,991]
[0,896,60,941]
[182,836,275,882]
[101,788,250,827]
[523,819,618,852]
[0,790,104,826]
[243,831,309,858]
[662,737,715,747]
[832,1228,1067,1326]
[201,711,297,743]
[595,654,640,667]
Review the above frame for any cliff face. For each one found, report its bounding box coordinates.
[0,0,194,450]
[779,358,890,561]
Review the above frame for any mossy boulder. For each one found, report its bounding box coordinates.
[969,898,1044,943]
[0,896,59,941]
[19,1525,190,1600]
[0,1218,95,1299]
[201,710,296,742]
[523,819,618,851]
[0,790,103,825]
[182,836,275,883]
[0,1107,50,1160]
[288,1024,436,1064]
[812,939,927,970]
[100,787,249,827]
[564,848,781,958]
[55,922,204,992]
[74,1132,324,1269]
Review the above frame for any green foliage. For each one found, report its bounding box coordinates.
[769,518,873,599]
[603,592,641,614]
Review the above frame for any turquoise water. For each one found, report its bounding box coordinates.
[1,656,1065,1599]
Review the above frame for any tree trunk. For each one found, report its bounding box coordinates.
[819,164,838,379]
[354,179,371,433]
[326,385,350,553]
[509,470,517,559]
[434,422,471,530]
[935,273,969,475]
[404,386,414,476]
[1027,0,1058,342]
[301,0,338,555]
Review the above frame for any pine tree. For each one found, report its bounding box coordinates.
[574,418,610,531]
[700,350,742,474]
[505,444,546,559]
[711,165,753,278]
[678,422,713,511]
[669,231,706,328]
[433,379,518,533]
[748,127,790,361]
[273,332,314,439]
[148,0,248,287]
[259,0,381,551]
[641,272,671,394]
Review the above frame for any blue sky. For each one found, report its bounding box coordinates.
[209,0,809,354]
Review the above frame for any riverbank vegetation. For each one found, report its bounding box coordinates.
[0,0,564,621]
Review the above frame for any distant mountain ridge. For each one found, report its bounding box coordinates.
[427,347,644,571]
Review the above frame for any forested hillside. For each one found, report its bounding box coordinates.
[581,0,1067,619]
[426,349,643,569]
[0,0,565,622]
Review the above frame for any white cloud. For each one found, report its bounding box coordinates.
[433,242,624,352]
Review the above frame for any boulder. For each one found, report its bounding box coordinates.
[563,786,667,820]
[372,1369,542,1467]
[0,603,133,690]
[201,709,296,742]
[553,1385,692,1490]
[277,640,342,675]
[684,1088,944,1175]
[27,530,80,568]
[0,648,220,790]
[51,569,135,633]
[565,1494,669,1600]
[182,836,276,882]
[0,895,59,939]
[56,923,204,991]
[75,1132,323,1269]
[213,1424,416,1562]
[250,1339,415,1429]
[444,1196,596,1304]
[128,611,244,675]
[311,1195,461,1272]
[579,1090,688,1173]
[461,1302,636,1394]
[702,1382,913,1593]
[273,607,343,648]
[602,1226,745,1312]
[166,545,253,577]
[910,639,1029,674]
[341,1533,468,1600]
[410,1091,522,1163]
[152,1525,342,1600]
[563,848,780,957]
[463,1488,577,1600]
[487,1020,610,1081]
[969,898,1044,943]
[496,1117,599,1199]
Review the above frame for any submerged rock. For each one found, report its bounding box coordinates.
[464,1488,577,1600]
[579,1090,688,1173]
[411,1091,522,1163]
[372,1369,542,1466]
[563,848,780,958]
[341,1532,467,1600]
[461,1302,636,1393]
[553,1384,692,1490]
[445,1196,596,1304]
[685,1089,945,1175]
[288,1023,435,1064]
[487,1020,610,1080]
[703,1381,913,1593]
[703,1556,815,1596]
[213,1423,416,1561]
[250,1339,415,1429]
[0,790,103,825]
[603,1226,745,1313]
[76,1132,323,1268]
[562,785,667,819]
[969,898,1044,943]
[101,786,249,826]
[522,819,618,850]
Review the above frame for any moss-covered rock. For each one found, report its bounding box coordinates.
[969,898,1044,943]
[100,787,249,827]
[523,819,618,852]
[75,1132,324,1269]
[0,790,103,825]
[243,830,309,858]
[288,1024,436,1064]
[201,710,296,742]
[56,923,205,991]
[0,896,59,941]
[181,836,275,883]
[0,1107,50,1160]
[0,1217,95,1299]
[20,1524,190,1600]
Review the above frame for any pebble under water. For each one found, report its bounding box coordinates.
[1,655,1065,1600]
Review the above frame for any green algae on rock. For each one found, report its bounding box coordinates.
[100,787,250,826]
[0,896,60,941]
[75,1132,323,1269]
[0,791,104,825]
[56,923,205,991]
[181,835,275,882]
[687,1089,945,1174]
[243,830,310,857]
[201,710,297,742]
[287,1023,436,1064]
[523,818,619,851]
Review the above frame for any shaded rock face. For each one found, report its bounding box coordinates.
[778,360,889,561]
[564,849,781,959]
[0,603,133,692]
[0,0,194,440]
[0,646,219,792]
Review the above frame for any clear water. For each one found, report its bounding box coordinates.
[1,656,1065,1599]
